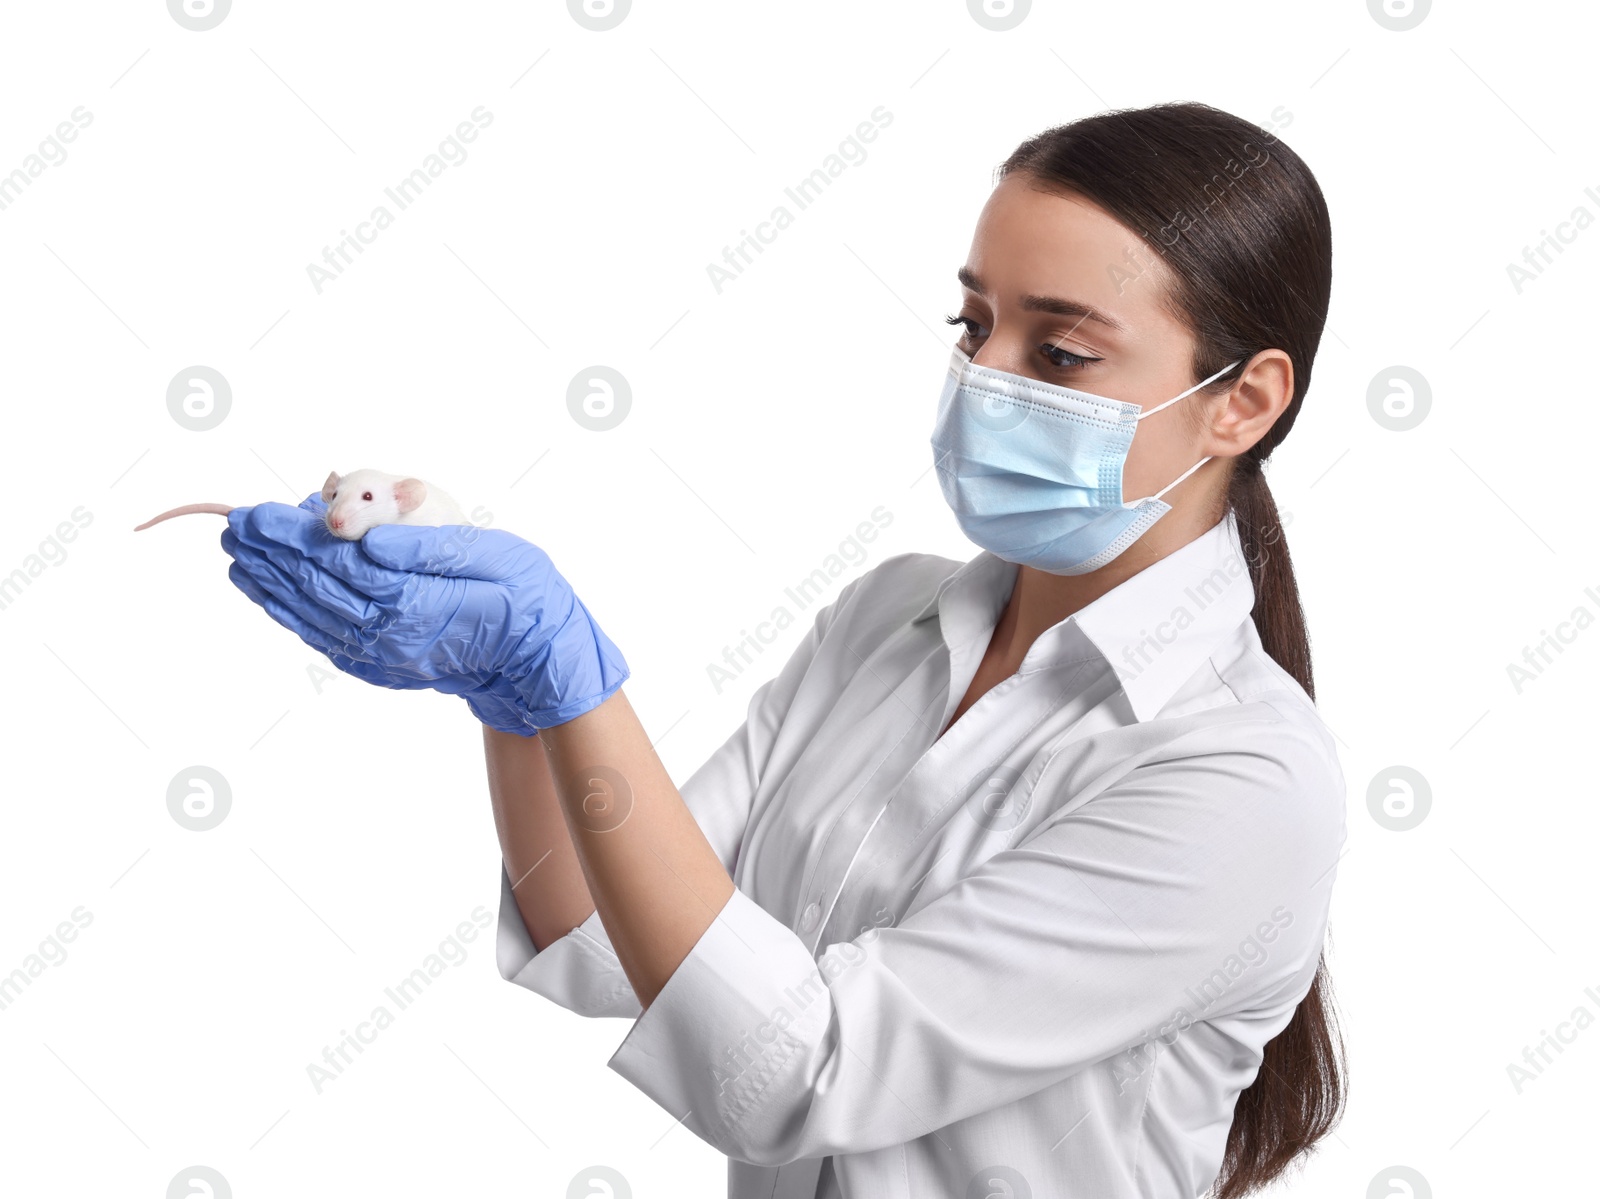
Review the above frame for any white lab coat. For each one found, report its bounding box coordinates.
[496,510,1347,1198]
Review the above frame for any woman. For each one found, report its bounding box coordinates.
[222,100,1347,1199]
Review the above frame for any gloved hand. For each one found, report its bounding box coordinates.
[220,496,629,733]
[223,492,453,692]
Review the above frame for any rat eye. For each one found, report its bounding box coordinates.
[362,491,373,501]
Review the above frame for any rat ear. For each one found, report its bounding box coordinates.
[393,477,428,515]
[321,471,340,502]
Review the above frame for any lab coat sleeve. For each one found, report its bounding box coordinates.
[602,719,1348,1166]
[495,576,867,1019]
[496,859,643,1018]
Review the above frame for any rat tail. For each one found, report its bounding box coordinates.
[133,503,235,531]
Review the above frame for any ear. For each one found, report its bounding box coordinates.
[393,477,427,515]
[321,471,340,502]
[1205,350,1295,459]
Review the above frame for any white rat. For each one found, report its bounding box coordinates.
[132,468,469,541]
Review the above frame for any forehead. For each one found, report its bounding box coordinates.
[965,173,1183,338]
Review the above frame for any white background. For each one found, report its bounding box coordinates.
[1,0,1595,1195]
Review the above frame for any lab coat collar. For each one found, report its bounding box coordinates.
[912,511,1257,723]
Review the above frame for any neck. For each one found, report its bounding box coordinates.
[987,493,1226,666]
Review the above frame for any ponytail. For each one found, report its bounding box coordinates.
[1228,454,1312,700]
[1215,457,1348,1198]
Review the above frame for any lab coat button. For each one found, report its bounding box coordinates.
[800,902,821,932]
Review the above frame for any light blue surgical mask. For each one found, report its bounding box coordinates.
[930,344,1241,575]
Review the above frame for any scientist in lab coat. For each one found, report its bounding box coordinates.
[223,100,1347,1199]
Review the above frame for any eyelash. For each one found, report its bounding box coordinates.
[944,314,1102,372]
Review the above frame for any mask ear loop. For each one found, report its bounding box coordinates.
[1133,359,1242,421]
[1124,360,1242,507]
[1147,452,1214,502]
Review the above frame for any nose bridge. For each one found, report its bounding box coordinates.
[968,334,1036,377]
[960,350,1134,423]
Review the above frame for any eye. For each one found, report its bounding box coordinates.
[944,313,1102,374]
[945,312,986,341]
[1040,341,1098,371]
[362,492,373,501]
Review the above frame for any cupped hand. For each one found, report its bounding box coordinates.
[220,496,629,733]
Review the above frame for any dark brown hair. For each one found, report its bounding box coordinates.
[998,102,1346,1197]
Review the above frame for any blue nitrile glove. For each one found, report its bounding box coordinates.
[220,497,629,733]
[222,492,465,692]
[226,549,536,729]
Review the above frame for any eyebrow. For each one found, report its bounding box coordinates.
[957,266,1130,334]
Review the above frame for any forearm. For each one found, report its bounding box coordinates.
[537,687,736,1010]
[483,724,597,952]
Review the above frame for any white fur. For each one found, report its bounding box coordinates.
[321,468,469,540]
